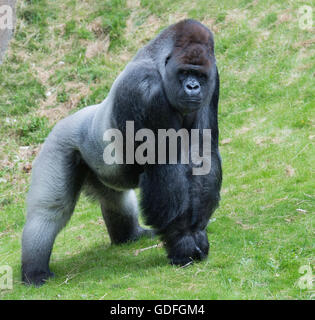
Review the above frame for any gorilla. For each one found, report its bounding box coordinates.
[21,19,222,286]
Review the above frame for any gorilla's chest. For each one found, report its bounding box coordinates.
[95,163,142,191]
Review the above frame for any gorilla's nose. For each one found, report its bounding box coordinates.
[184,78,201,97]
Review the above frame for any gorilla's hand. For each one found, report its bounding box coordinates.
[165,230,209,266]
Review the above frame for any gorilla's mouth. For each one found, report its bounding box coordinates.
[182,98,201,104]
[178,98,202,113]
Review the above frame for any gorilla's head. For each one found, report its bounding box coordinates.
[162,20,216,115]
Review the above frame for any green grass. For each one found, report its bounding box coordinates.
[0,0,314,299]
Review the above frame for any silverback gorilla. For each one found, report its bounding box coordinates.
[22,19,222,286]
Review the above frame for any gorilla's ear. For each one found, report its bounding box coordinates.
[209,66,220,147]
[211,66,220,111]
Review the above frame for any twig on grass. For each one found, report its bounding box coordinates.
[134,242,163,256]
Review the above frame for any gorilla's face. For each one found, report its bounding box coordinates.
[163,46,215,115]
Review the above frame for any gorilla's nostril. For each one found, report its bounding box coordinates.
[184,78,201,96]
[187,84,199,90]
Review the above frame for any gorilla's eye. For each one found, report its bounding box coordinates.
[198,72,208,81]
[178,69,189,76]
[165,56,171,66]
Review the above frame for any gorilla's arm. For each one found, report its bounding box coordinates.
[139,157,221,266]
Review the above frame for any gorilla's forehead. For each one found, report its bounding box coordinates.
[174,43,211,68]
[171,20,214,68]
[173,20,213,48]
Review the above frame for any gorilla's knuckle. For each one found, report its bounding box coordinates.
[167,230,209,265]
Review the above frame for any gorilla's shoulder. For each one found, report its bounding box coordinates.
[116,61,163,103]
[124,60,161,85]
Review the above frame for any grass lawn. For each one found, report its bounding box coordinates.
[0,0,314,299]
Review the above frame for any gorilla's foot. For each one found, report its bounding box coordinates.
[134,227,156,240]
[112,227,156,245]
[166,231,209,266]
[126,226,156,243]
[22,265,54,287]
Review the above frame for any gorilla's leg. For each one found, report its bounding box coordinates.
[22,148,86,286]
[99,189,154,244]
